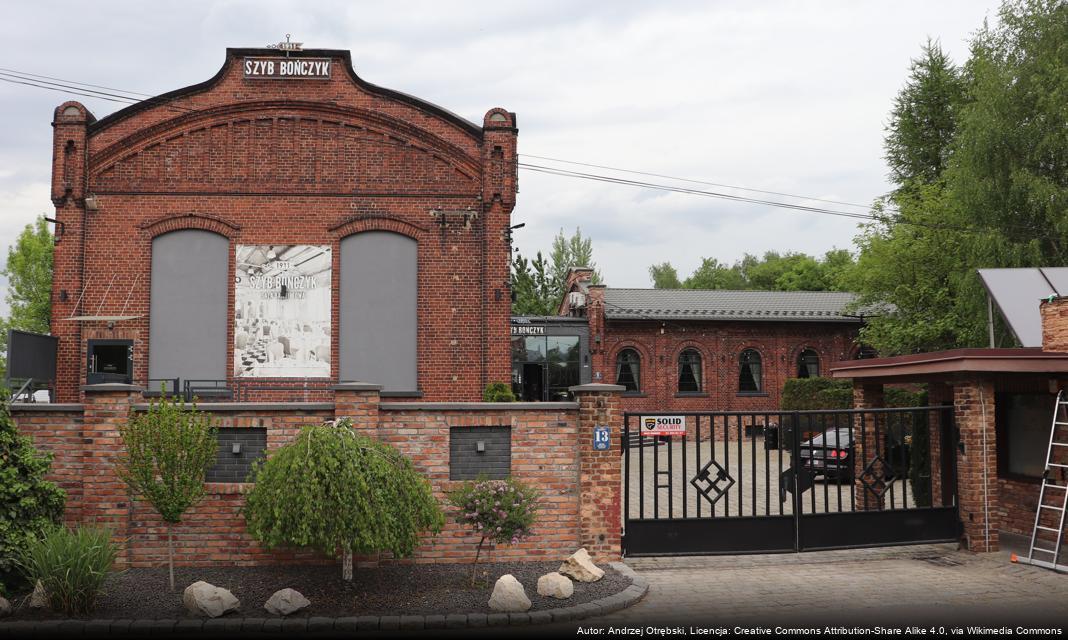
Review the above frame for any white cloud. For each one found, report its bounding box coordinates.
[0,0,998,304]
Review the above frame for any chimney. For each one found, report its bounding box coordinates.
[1040,297,1068,352]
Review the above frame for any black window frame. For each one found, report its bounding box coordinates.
[677,348,703,393]
[738,348,763,394]
[615,348,641,393]
[797,348,820,378]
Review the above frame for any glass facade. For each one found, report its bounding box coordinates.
[511,334,582,401]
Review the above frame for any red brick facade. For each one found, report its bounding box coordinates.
[11,384,627,567]
[48,48,516,403]
[564,271,861,416]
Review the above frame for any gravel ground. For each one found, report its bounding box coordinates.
[6,561,628,620]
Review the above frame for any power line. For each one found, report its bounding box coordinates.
[0,67,155,98]
[520,152,900,214]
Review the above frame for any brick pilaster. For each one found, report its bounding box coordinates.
[953,379,1000,552]
[852,381,886,511]
[332,382,382,436]
[82,383,142,567]
[570,383,624,562]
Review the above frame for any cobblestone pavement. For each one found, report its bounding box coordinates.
[573,543,1068,629]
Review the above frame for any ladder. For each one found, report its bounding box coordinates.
[1021,390,1068,572]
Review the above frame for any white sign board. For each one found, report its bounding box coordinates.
[641,415,687,437]
[234,245,332,378]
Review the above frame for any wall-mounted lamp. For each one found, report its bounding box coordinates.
[84,194,100,212]
[476,441,486,454]
[232,442,242,455]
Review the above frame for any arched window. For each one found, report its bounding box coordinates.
[678,349,702,393]
[797,348,820,378]
[340,232,418,391]
[738,349,763,393]
[150,230,228,385]
[615,348,641,392]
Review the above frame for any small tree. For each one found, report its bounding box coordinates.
[0,397,65,594]
[114,394,217,591]
[483,382,516,402]
[447,478,539,585]
[243,421,444,581]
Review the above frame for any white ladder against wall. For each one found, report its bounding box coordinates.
[1021,389,1068,572]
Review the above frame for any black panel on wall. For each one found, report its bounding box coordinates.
[450,426,511,480]
[207,428,267,483]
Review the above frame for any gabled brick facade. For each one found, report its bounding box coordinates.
[48,48,516,402]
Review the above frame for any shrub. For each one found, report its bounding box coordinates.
[19,526,117,615]
[114,394,217,591]
[0,398,65,594]
[244,421,444,581]
[446,478,539,584]
[483,382,516,402]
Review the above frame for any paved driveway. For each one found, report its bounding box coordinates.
[580,543,1068,629]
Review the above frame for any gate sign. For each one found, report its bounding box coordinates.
[641,415,686,437]
[593,425,610,451]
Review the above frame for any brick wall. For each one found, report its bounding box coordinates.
[596,318,859,416]
[10,384,625,568]
[953,379,1001,552]
[1041,297,1068,353]
[49,48,516,404]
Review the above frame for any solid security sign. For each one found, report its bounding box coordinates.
[641,415,686,437]
[593,426,610,451]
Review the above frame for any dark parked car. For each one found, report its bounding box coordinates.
[798,427,854,482]
[798,427,912,483]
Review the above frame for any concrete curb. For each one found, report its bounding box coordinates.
[0,564,647,635]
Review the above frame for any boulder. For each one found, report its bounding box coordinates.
[182,581,240,618]
[264,588,310,616]
[0,596,11,618]
[536,572,574,599]
[28,581,48,609]
[488,574,531,612]
[558,548,604,583]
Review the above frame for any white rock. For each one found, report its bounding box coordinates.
[558,548,605,583]
[29,581,48,609]
[488,574,531,612]
[264,588,310,616]
[0,596,11,618]
[536,572,574,599]
[182,581,240,618]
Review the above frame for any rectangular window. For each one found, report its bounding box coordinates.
[997,393,1054,480]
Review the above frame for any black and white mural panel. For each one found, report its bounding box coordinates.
[234,245,332,378]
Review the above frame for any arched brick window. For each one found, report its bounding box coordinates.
[797,348,820,378]
[678,348,702,393]
[738,348,763,393]
[615,348,641,392]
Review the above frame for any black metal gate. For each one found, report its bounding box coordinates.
[622,407,961,556]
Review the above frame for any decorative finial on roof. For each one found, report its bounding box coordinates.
[266,34,303,56]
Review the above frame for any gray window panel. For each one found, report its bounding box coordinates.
[149,230,228,384]
[339,232,418,391]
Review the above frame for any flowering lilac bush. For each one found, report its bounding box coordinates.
[446,478,539,583]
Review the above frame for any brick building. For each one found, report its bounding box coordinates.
[46,46,516,403]
[556,268,865,413]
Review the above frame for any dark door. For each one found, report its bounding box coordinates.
[522,363,545,401]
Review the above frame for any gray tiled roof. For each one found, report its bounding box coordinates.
[602,288,864,323]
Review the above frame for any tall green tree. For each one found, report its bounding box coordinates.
[851,0,1068,354]
[649,262,682,289]
[510,228,601,314]
[1,216,53,380]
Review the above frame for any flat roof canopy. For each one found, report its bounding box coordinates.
[830,348,1068,382]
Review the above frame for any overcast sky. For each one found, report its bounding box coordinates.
[0,0,1002,317]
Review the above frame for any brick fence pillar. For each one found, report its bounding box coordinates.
[853,381,886,511]
[953,378,1000,552]
[332,382,382,436]
[82,383,142,568]
[927,383,951,508]
[570,383,624,563]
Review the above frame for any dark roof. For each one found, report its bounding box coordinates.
[829,348,1068,380]
[602,289,863,323]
